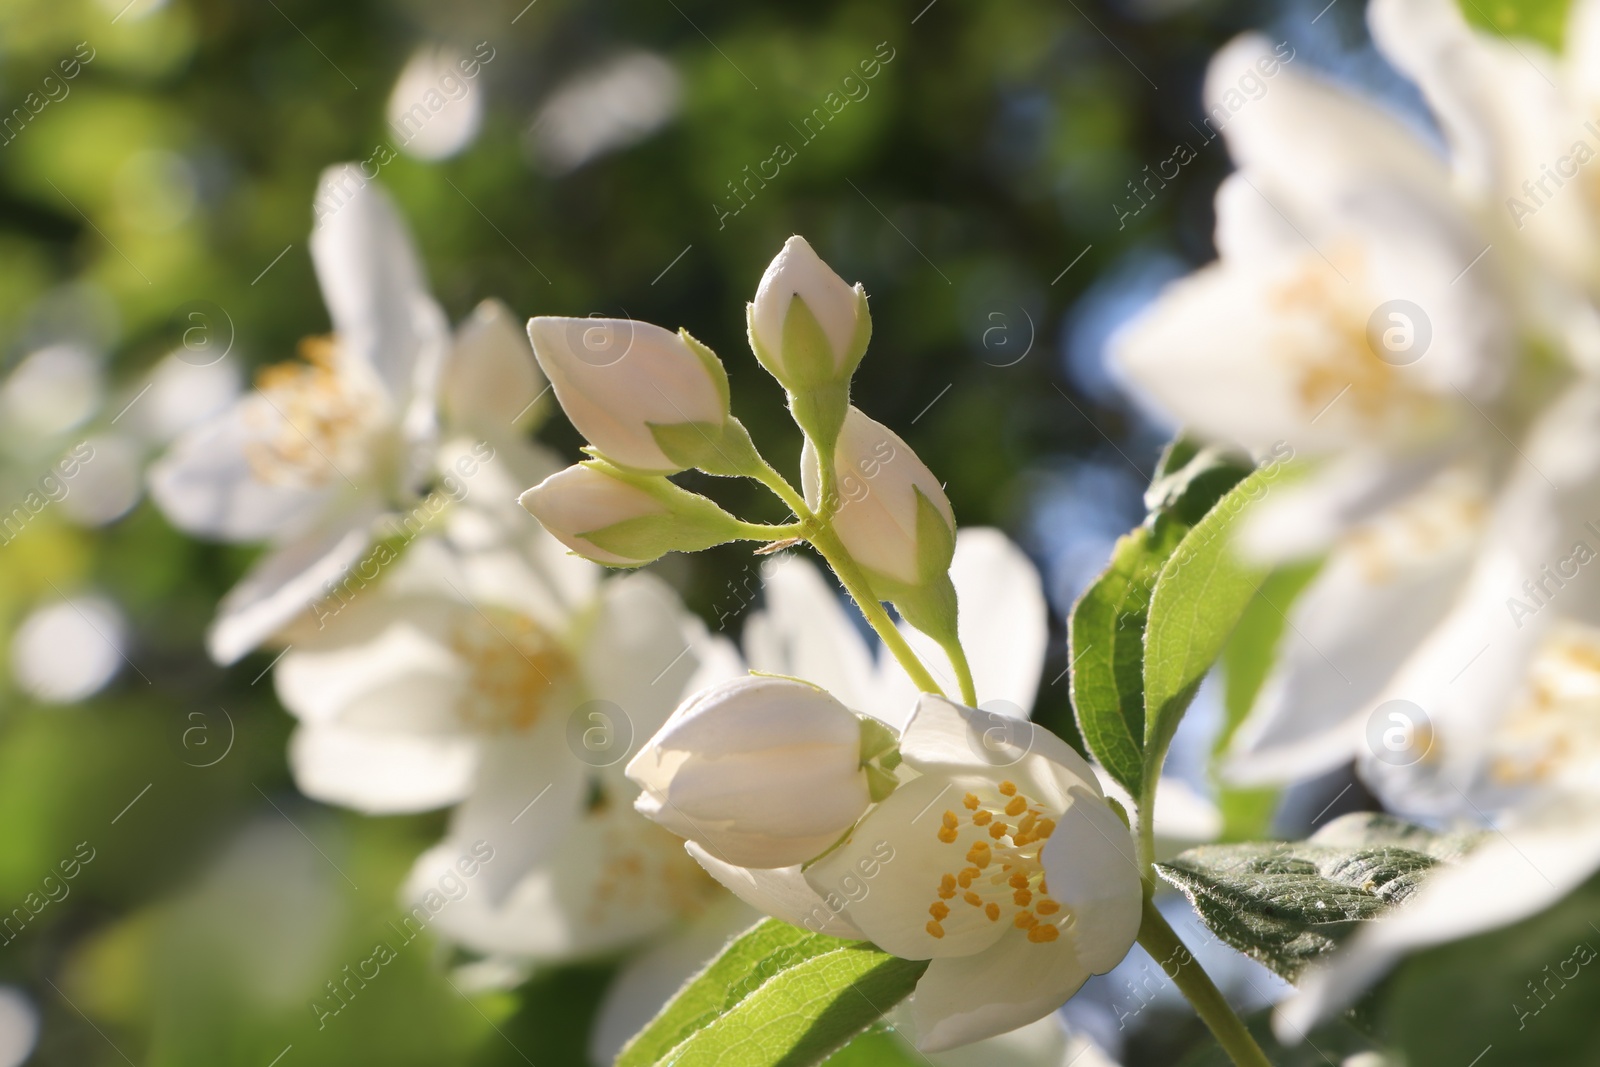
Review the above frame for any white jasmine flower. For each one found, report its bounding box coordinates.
[149,165,545,664]
[275,518,740,951]
[688,694,1142,1052]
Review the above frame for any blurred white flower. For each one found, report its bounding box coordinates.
[276,512,741,955]
[11,595,126,703]
[148,166,546,664]
[57,433,142,526]
[386,44,487,162]
[1125,0,1600,1037]
[528,52,680,175]
[0,343,102,445]
[0,986,38,1067]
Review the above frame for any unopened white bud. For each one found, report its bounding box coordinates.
[526,317,729,473]
[519,461,746,567]
[802,406,955,588]
[748,235,869,394]
[626,676,877,868]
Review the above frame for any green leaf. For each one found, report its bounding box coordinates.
[1459,0,1569,50]
[1214,560,1322,841]
[618,919,927,1067]
[1142,456,1289,791]
[1385,871,1600,1067]
[1068,522,1180,796]
[1068,437,1251,797]
[1155,813,1478,982]
[821,1027,924,1066]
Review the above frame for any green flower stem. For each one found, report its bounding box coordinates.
[730,521,807,542]
[1135,894,1272,1067]
[746,460,948,700]
[808,526,948,700]
[938,636,978,706]
[1136,775,1159,883]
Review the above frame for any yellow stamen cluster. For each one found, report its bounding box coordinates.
[246,336,384,488]
[922,781,1069,944]
[452,608,575,733]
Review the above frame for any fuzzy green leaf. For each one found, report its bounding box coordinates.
[1155,813,1478,982]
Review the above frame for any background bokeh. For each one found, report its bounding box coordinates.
[0,0,1573,1064]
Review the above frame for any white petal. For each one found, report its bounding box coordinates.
[579,571,714,739]
[310,164,449,405]
[289,724,479,813]
[147,397,337,542]
[910,928,1092,1053]
[805,773,1011,960]
[1039,786,1142,974]
[1370,0,1597,284]
[273,593,468,727]
[387,45,485,162]
[206,511,379,664]
[441,299,545,433]
[900,695,1105,808]
[685,842,865,939]
[742,553,879,712]
[420,792,719,959]
[1229,472,1483,784]
[57,433,142,526]
[445,723,586,903]
[0,987,38,1067]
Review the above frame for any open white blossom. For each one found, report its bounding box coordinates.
[683,694,1141,1052]
[148,165,545,664]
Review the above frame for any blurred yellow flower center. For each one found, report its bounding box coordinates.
[451,608,575,734]
[923,780,1067,945]
[245,336,385,488]
[587,791,721,928]
[1267,251,1436,434]
[1492,623,1600,791]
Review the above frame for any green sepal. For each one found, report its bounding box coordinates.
[648,416,765,477]
[778,293,838,391]
[857,716,898,763]
[864,764,899,802]
[679,327,732,414]
[841,285,872,378]
[575,459,751,566]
